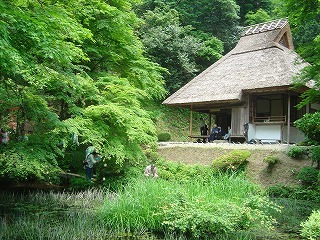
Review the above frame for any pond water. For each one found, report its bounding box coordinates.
[0,190,160,239]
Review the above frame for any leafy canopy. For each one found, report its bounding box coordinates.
[0,0,166,182]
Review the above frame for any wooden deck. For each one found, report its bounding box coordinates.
[189,135,210,142]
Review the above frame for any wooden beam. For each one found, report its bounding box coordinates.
[189,105,193,142]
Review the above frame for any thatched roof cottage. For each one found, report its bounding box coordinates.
[163,19,316,143]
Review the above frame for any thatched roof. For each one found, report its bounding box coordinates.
[163,19,308,108]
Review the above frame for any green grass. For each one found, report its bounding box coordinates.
[100,172,279,239]
[267,198,320,238]
[0,162,319,239]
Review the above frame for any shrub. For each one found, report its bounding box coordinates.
[310,146,320,169]
[266,185,320,201]
[157,132,171,142]
[68,177,94,191]
[211,150,251,172]
[300,210,320,240]
[266,185,294,198]
[297,167,319,187]
[157,159,214,183]
[287,146,306,158]
[294,112,320,144]
[263,155,280,166]
[160,195,278,239]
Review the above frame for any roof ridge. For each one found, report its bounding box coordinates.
[243,18,288,36]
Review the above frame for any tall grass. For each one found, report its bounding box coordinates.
[100,173,278,238]
[0,189,115,240]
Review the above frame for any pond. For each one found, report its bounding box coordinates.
[0,189,317,240]
[0,189,160,240]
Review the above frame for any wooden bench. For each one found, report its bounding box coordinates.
[229,135,247,143]
[189,135,210,143]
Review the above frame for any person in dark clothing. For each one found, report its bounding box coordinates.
[209,124,222,142]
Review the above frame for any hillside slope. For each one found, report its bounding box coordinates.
[157,143,311,188]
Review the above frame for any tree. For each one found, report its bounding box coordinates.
[286,0,320,107]
[244,8,271,25]
[137,0,240,52]
[137,7,223,93]
[0,0,166,183]
[236,0,273,25]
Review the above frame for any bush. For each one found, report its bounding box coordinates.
[68,177,94,191]
[297,167,319,187]
[157,159,214,183]
[294,112,320,144]
[101,173,279,239]
[310,146,320,169]
[263,155,280,166]
[266,185,294,198]
[160,195,278,239]
[266,185,320,201]
[300,210,320,240]
[211,150,251,172]
[157,132,171,142]
[287,146,306,158]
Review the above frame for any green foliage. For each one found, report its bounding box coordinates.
[310,146,320,169]
[297,167,319,187]
[160,195,278,239]
[68,177,94,191]
[267,197,320,239]
[157,159,214,183]
[244,8,271,25]
[236,0,273,24]
[137,0,240,52]
[0,0,166,183]
[266,185,295,198]
[137,7,223,93]
[287,146,307,158]
[101,169,279,238]
[267,184,320,202]
[0,142,61,183]
[300,210,320,240]
[288,0,320,109]
[263,155,280,172]
[294,112,320,145]
[263,155,280,166]
[157,132,171,142]
[211,150,251,172]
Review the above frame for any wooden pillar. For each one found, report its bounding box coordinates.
[189,105,193,142]
[287,94,291,145]
[306,103,310,113]
[208,112,212,133]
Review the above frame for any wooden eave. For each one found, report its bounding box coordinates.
[163,99,243,113]
[242,85,309,95]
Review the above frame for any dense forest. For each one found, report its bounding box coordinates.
[0,0,319,185]
[0,0,320,239]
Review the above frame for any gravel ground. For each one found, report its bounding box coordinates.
[158,141,291,151]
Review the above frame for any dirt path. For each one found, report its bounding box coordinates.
[157,142,311,188]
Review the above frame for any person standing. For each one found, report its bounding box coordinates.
[200,118,207,135]
[83,150,101,181]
